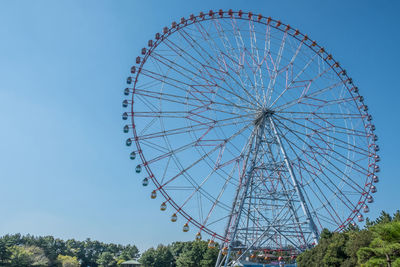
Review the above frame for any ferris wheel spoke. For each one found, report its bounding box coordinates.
[262,22,274,91]
[149,50,221,89]
[275,113,369,153]
[137,116,158,136]
[285,127,371,173]
[201,161,241,228]
[134,88,204,108]
[165,31,261,109]
[188,23,263,108]
[136,118,252,142]
[273,123,356,226]
[273,118,365,195]
[227,17,266,106]
[164,124,257,216]
[201,17,261,107]
[288,150,348,226]
[283,118,368,157]
[150,50,235,102]
[140,138,170,154]
[140,65,254,112]
[273,80,344,112]
[134,87,255,112]
[278,110,364,119]
[161,37,229,84]
[159,156,172,184]
[270,59,334,109]
[140,67,213,97]
[303,95,356,109]
[266,30,288,106]
[315,212,343,228]
[184,142,250,230]
[176,163,227,219]
[158,120,254,190]
[248,19,266,104]
[273,116,365,188]
[145,140,198,165]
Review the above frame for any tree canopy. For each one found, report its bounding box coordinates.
[297,210,400,267]
[140,240,219,267]
[0,234,139,267]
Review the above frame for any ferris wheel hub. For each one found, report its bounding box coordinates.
[254,108,274,125]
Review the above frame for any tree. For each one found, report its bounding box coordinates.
[57,254,80,267]
[8,245,34,267]
[97,251,117,267]
[358,221,400,267]
[140,245,174,267]
[343,229,372,267]
[27,245,50,266]
[8,245,49,267]
[118,245,140,261]
[140,247,156,267]
[0,239,12,265]
[322,233,348,267]
[394,211,400,222]
[296,230,343,267]
[375,211,393,226]
[176,241,208,267]
[200,244,219,267]
[169,242,187,261]
[154,245,174,267]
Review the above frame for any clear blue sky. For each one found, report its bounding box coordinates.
[0,0,399,251]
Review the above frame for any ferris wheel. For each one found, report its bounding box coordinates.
[122,10,379,266]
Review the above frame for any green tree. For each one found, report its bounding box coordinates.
[176,241,208,267]
[118,245,140,261]
[8,245,34,267]
[297,231,326,266]
[394,211,400,222]
[0,238,12,265]
[343,229,372,267]
[358,222,400,267]
[322,233,348,267]
[27,245,50,266]
[97,251,117,267]
[140,245,174,267]
[200,244,219,267]
[140,247,156,267]
[154,245,174,267]
[375,211,393,225]
[8,245,49,267]
[57,254,80,267]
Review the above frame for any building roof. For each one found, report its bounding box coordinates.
[121,259,140,265]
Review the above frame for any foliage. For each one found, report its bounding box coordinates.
[57,255,80,267]
[140,244,176,267]
[139,240,218,267]
[96,251,117,267]
[176,241,207,267]
[297,210,400,267]
[0,234,139,267]
[7,245,49,267]
[357,221,400,267]
[0,238,12,264]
